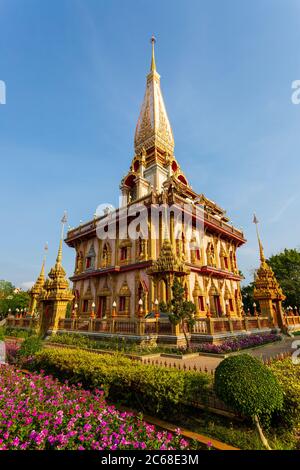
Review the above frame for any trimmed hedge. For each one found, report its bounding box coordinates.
[30,348,212,416]
[269,358,300,430]
[214,354,283,423]
[4,327,34,339]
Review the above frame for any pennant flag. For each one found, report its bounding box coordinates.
[61,211,68,224]
[253,214,258,224]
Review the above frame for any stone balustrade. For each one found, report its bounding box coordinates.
[5,313,279,340]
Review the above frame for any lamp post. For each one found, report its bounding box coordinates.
[138,298,143,318]
[241,302,245,316]
[253,302,257,316]
[72,303,78,320]
[91,302,96,320]
[154,299,159,319]
[112,300,117,318]
[16,308,19,319]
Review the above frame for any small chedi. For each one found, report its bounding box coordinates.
[10,40,300,343]
[252,216,286,330]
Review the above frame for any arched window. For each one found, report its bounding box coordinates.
[85,244,96,270]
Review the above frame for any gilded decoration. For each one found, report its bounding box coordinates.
[134,37,174,156]
[148,238,190,277]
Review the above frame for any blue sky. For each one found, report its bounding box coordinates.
[1,0,300,288]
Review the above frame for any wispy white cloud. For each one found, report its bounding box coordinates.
[20,281,34,291]
[268,194,298,223]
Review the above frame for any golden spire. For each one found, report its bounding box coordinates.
[56,212,67,266]
[134,37,174,156]
[45,212,69,293]
[253,214,266,263]
[30,243,48,295]
[38,243,48,281]
[150,35,156,72]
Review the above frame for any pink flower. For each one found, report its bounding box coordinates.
[207,441,213,449]
[12,437,20,447]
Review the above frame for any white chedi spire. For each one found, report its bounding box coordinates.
[134,36,174,156]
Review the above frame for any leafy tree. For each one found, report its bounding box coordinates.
[65,302,72,319]
[214,354,283,450]
[241,248,300,311]
[267,248,300,308]
[0,280,14,299]
[241,282,255,314]
[0,282,30,317]
[159,277,196,349]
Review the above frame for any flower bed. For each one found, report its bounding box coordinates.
[0,365,199,450]
[198,333,281,354]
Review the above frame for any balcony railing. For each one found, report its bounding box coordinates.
[6,313,275,338]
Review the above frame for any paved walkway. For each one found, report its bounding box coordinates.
[141,337,295,373]
[245,336,295,361]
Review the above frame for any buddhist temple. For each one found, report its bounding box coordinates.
[13,39,297,342]
[63,38,251,343]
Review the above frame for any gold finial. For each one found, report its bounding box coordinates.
[150,35,156,72]
[39,242,48,277]
[253,214,265,262]
[56,212,67,265]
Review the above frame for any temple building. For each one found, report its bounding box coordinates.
[12,39,298,343]
[64,38,247,332]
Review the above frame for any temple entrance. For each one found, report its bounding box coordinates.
[97,296,107,318]
[40,302,54,337]
[214,295,222,317]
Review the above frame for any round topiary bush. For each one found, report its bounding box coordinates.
[214,354,283,449]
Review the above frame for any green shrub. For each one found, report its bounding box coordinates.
[48,333,91,348]
[214,354,283,449]
[47,333,171,355]
[269,358,300,430]
[31,347,212,416]
[4,327,33,339]
[19,335,43,358]
[215,354,283,421]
